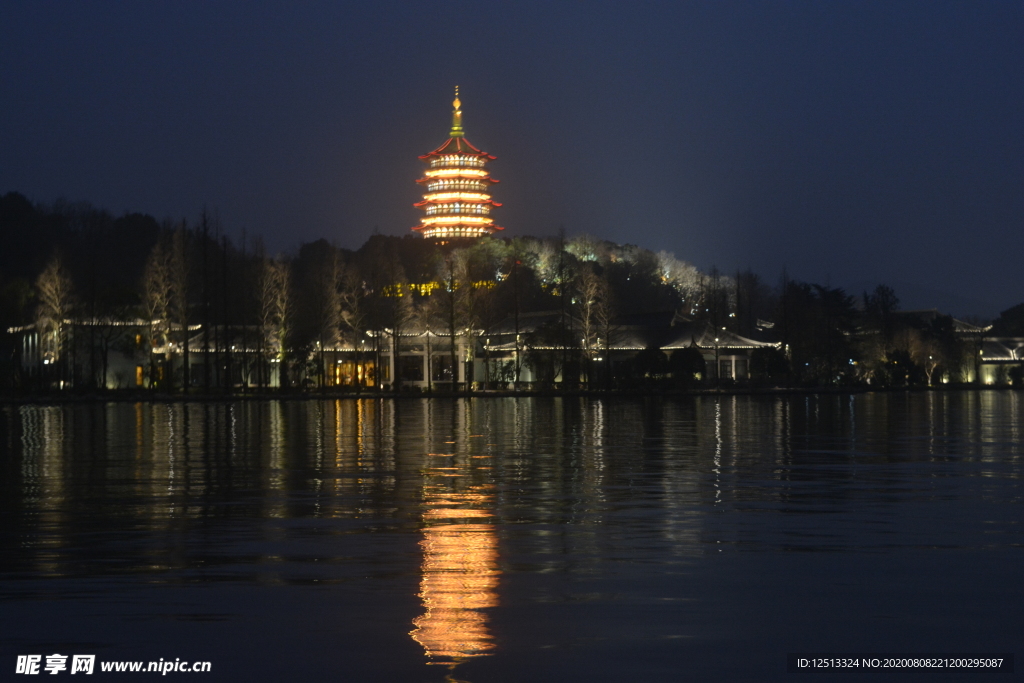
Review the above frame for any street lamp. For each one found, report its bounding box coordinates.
[714,336,720,389]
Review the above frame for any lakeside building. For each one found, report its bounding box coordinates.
[891,310,999,384]
[481,310,777,386]
[412,88,503,240]
[7,311,1022,391]
[978,337,1024,384]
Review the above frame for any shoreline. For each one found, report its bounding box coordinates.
[0,384,1018,405]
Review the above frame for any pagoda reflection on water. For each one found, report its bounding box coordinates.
[413,87,503,239]
[410,454,499,668]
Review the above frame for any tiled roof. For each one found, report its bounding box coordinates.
[419,137,496,159]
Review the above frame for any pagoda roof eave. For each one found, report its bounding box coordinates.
[419,137,496,159]
[416,176,499,185]
[413,224,504,232]
[413,199,503,207]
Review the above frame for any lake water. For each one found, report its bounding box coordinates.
[1,393,1021,681]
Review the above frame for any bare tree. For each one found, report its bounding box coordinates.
[594,270,616,388]
[167,225,191,391]
[435,250,473,390]
[310,249,343,388]
[575,263,611,384]
[893,327,942,386]
[142,240,172,389]
[384,260,416,391]
[701,267,734,330]
[392,293,417,390]
[509,238,526,388]
[338,265,369,389]
[414,294,442,392]
[36,254,75,386]
[259,257,291,388]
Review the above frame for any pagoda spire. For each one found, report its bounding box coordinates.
[450,86,464,138]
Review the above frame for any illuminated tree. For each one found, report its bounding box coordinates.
[338,265,369,386]
[574,263,612,385]
[566,233,605,263]
[656,251,703,313]
[259,257,291,388]
[167,225,191,391]
[527,239,560,285]
[508,238,528,387]
[35,254,75,382]
[142,240,171,388]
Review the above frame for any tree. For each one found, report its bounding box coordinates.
[435,249,471,391]
[891,327,939,386]
[656,251,703,315]
[593,269,616,389]
[698,267,734,331]
[338,265,370,389]
[669,347,706,387]
[864,284,900,342]
[631,348,669,387]
[259,257,291,389]
[508,238,526,388]
[142,240,172,389]
[309,245,343,389]
[929,314,971,384]
[524,238,559,285]
[574,263,611,385]
[524,318,579,387]
[992,303,1024,336]
[735,269,773,338]
[167,225,191,391]
[777,278,858,386]
[749,347,788,384]
[378,251,415,391]
[566,233,605,263]
[35,253,75,386]
[414,294,442,392]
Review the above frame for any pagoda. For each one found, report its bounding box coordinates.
[412,88,503,239]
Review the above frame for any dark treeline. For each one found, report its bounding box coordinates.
[1,191,1021,394]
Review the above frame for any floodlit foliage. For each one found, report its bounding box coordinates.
[35,254,74,365]
[260,257,291,363]
[3,193,1015,392]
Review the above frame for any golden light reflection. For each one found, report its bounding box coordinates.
[410,471,498,666]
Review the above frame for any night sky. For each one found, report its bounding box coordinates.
[2,1,1022,316]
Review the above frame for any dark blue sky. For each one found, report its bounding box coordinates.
[2,1,1022,316]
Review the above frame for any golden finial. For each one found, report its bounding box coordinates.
[450,86,464,137]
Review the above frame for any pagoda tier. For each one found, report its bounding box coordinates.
[413,88,503,239]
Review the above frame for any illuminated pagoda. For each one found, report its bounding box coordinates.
[413,87,503,239]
